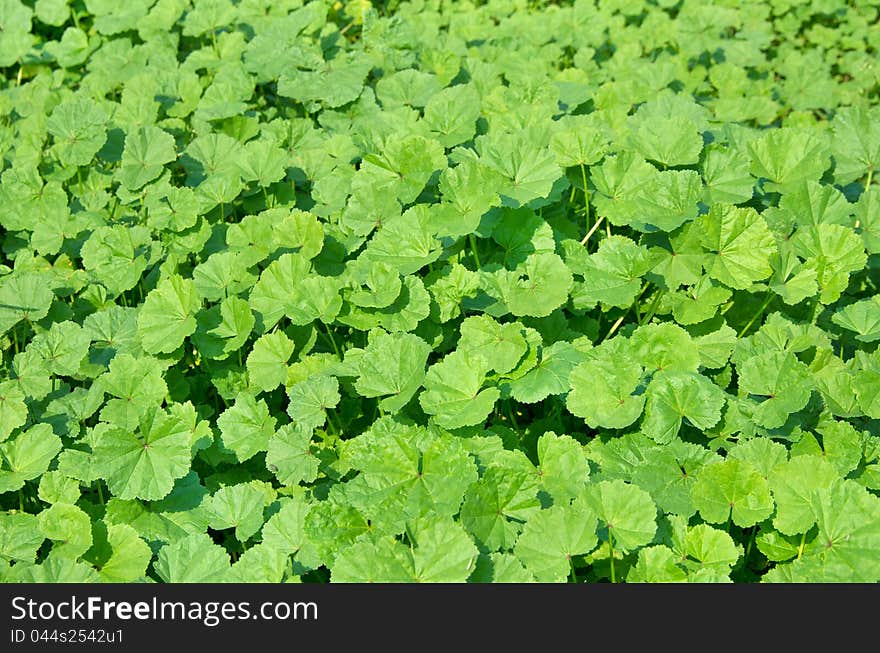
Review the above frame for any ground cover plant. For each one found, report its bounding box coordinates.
[1,0,879,583]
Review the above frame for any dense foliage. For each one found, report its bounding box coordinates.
[1,0,879,583]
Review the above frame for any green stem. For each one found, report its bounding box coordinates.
[810,295,823,324]
[866,167,873,190]
[325,410,343,439]
[797,531,806,560]
[505,400,521,433]
[632,282,650,323]
[738,291,774,338]
[262,185,272,208]
[19,488,24,513]
[321,322,341,359]
[608,529,616,584]
[569,557,578,584]
[640,290,665,325]
[96,481,104,506]
[579,163,589,216]
[468,234,482,270]
[744,526,756,563]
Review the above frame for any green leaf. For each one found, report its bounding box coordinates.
[98,354,167,429]
[737,351,812,429]
[632,439,721,519]
[692,459,774,527]
[567,349,645,430]
[424,84,481,148]
[671,522,741,575]
[670,277,732,326]
[261,497,310,556]
[87,523,152,582]
[191,296,255,360]
[347,420,478,527]
[80,226,152,296]
[778,180,853,228]
[0,273,55,336]
[0,424,63,494]
[507,341,587,404]
[0,383,28,443]
[628,545,688,583]
[471,552,536,583]
[354,331,431,412]
[792,224,867,305]
[569,236,653,310]
[695,205,776,290]
[8,554,99,583]
[38,471,81,505]
[628,114,703,168]
[246,330,295,393]
[347,261,401,309]
[229,543,288,583]
[360,135,447,205]
[460,465,541,551]
[727,438,788,478]
[217,393,277,462]
[331,518,478,583]
[457,315,527,375]
[631,322,700,373]
[580,479,657,552]
[361,212,442,275]
[769,456,840,536]
[641,371,726,444]
[536,432,590,504]
[830,105,880,185]
[495,252,574,318]
[92,409,192,501]
[550,118,607,167]
[477,131,562,207]
[701,145,754,205]
[0,513,43,563]
[805,481,880,582]
[266,424,319,487]
[38,503,92,560]
[207,482,267,542]
[47,98,108,167]
[286,375,340,431]
[278,55,370,108]
[832,296,880,343]
[513,502,598,582]
[748,127,830,191]
[437,160,502,238]
[31,321,91,377]
[154,532,230,582]
[630,170,702,232]
[137,275,201,354]
[119,125,177,190]
[420,351,500,429]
